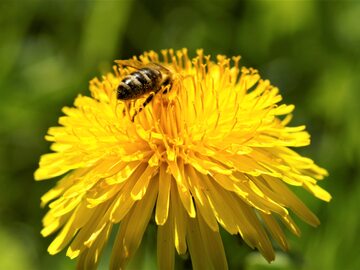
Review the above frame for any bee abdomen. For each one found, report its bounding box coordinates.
[117,68,162,100]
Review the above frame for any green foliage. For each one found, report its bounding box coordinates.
[0,0,359,269]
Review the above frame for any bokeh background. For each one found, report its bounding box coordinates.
[1,0,359,269]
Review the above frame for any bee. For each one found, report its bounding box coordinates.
[115,59,173,121]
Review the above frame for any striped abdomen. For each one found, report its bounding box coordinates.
[117,68,162,100]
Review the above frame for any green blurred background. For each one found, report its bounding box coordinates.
[0,0,359,269]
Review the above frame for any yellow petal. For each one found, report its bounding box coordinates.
[155,164,172,225]
[157,210,175,270]
[171,181,188,254]
[110,179,158,269]
[197,213,228,270]
[131,166,158,200]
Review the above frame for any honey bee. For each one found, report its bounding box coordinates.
[115,59,173,121]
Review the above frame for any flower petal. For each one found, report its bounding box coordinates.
[157,207,175,270]
[155,164,172,225]
[110,177,158,269]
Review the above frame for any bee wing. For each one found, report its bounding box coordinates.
[115,59,171,72]
[114,59,144,70]
[149,62,172,73]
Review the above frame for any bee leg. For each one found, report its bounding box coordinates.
[142,91,156,108]
[122,101,133,121]
[131,92,156,121]
[161,78,172,95]
[114,99,123,119]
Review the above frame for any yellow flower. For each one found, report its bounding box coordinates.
[35,48,331,270]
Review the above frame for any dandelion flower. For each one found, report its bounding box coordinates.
[35,48,331,269]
